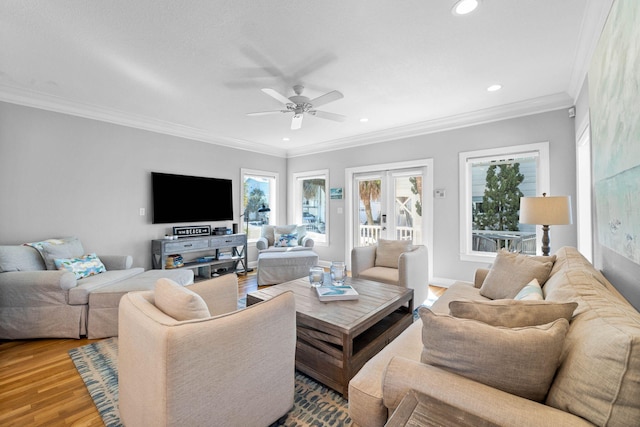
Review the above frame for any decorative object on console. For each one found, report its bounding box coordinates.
[519,193,572,256]
[173,225,211,238]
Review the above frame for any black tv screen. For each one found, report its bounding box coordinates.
[152,172,233,224]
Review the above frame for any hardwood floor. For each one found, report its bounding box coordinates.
[0,272,444,426]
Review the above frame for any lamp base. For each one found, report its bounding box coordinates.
[541,224,551,256]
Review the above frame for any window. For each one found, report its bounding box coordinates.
[291,170,328,245]
[459,142,549,261]
[241,169,278,242]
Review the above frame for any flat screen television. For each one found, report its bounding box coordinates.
[152,172,233,224]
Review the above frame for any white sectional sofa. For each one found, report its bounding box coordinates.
[0,237,192,339]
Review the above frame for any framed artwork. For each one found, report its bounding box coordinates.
[330,187,343,199]
[590,0,640,265]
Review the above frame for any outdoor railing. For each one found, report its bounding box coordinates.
[358,225,414,246]
[472,230,536,254]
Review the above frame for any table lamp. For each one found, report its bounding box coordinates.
[519,193,572,256]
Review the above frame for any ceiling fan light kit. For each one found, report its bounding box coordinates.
[247,85,345,130]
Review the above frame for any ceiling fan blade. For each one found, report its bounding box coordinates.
[309,90,343,108]
[310,110,346,122]
[291,114,303,130]
[247,110,289,116]
[262,88,292,105]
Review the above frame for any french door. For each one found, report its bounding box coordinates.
[353,168,425,248]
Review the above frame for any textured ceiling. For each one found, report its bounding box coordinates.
[0,1,611,157]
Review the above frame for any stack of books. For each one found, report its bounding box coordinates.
[315,284,359,302]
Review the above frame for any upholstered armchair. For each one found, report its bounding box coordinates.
[351,239,429,307]
[256,224,314,252]
[118,275,296,427]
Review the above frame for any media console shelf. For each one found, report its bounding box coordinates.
[151,234,248,279]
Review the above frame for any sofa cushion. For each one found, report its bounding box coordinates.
[375,239,412,268]
[154,278,210,321]
[0,245,46,272]
[480,250,553,299]
[514,278,544,300]
[69,268,145,305]
[543,264,640,427]
[358,266,400,286]
[419,307,569,402]
[448,299,578,328]
[54,253,106,280]
[28,237,85,270]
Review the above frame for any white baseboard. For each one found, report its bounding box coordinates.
[430,277,458,288]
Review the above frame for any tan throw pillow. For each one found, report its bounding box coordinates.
[480,250,553,299]
[375,239,412,268]
[155,278,211,321]
[419,307,569,402]
[449,299,578,328]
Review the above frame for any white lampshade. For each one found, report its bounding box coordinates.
[519,195,572,225]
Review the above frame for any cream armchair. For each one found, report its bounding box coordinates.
[118,275,296,427]
[351,239,429,307]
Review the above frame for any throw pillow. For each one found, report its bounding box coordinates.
[375,239,412,268]
[448,299,578,328]
[54,253,106,280]
[30,237,85,270]
[514,278,544,300]
[154,278,211,321]
[274,232,298,247]
[479,250,553,299]
[419,307,569,402]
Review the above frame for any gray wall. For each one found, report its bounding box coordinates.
[0,101,577,283]
[289,109,578,283]
[0,102,287,269]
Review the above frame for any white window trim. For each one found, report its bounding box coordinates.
[290,169,329,246]
[240,168,279,243]
[458,142,550,262]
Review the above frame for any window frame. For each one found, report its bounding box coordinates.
[240,168,278,243]
[458,142,550,262]
[290,169,329,246]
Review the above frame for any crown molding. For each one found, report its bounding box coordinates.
[566,0,613,99]
[0,85,288,158]
[286,92,574,157]
[1,84,572,160]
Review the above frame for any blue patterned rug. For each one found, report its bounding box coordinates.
[69,338,351,427]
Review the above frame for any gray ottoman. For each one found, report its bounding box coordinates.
[257,251,319,286]
[87,269,194,338]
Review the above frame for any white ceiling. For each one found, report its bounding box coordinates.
[0,1,611,157]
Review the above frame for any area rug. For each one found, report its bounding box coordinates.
[68,338,351,427]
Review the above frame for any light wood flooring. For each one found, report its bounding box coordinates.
[0,272,445,427]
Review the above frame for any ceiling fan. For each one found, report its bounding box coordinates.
[247,85,345,130]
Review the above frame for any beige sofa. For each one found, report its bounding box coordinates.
[118,275,296,427]
[348,247,640,427]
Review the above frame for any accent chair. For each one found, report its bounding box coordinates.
[351,239,429,306]
[118,274,296,427]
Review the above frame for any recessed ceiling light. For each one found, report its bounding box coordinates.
[452,0,479,16]
[282,137,290,142]
[360,118,369,123]
[487,84,502,92]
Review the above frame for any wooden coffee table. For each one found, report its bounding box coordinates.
[247,276,414,397]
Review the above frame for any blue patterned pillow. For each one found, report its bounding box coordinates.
[275,232,298,247]
[54,253,106,280]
